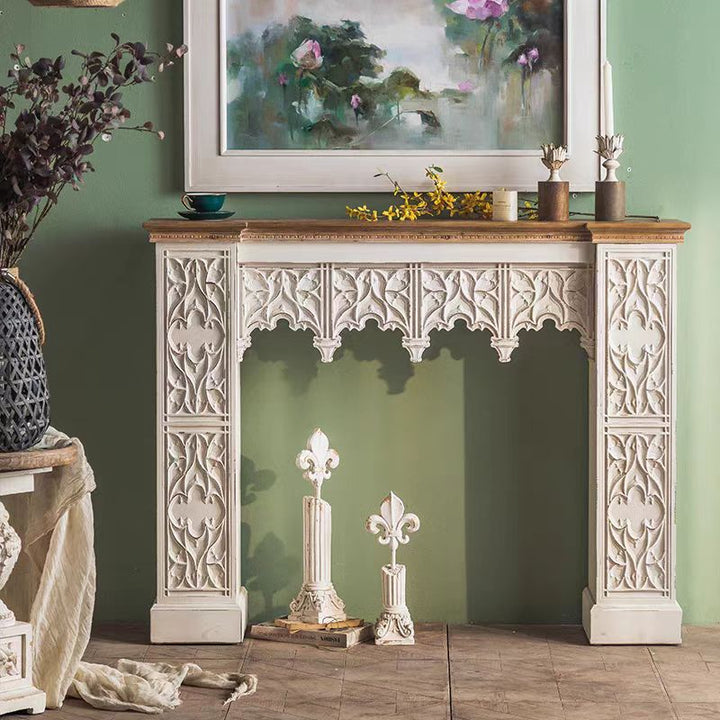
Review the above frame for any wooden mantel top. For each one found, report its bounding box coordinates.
[144,219,690,244]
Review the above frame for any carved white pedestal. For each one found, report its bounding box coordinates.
[376,564,414,645]
[366,492,420,645]
[288,430,346,624]
[147,219,688,645]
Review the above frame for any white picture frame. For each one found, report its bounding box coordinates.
[184,0,606,193]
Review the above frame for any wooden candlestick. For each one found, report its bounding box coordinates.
[538,181,569,222]
[595,182,626,222]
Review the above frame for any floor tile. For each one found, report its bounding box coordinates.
[657,664,720,703]
[674,703,720,719]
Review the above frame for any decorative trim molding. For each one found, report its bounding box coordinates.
[144,219,691,245]
[239,262,594,363]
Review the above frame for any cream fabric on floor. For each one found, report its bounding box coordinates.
[1,428,257,713]
[69,660,257,714]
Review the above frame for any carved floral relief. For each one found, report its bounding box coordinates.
[421,267,501,337]
[166,431,228,593]
[606,432,667,593]
[241,267,323,336]
[237,263,594,363]
[510,267,593,353]
[166,255,228,416]
[333,267,412,336]
[606,256,668,417]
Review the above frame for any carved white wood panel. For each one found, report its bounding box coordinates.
[510,266,594,358]
[238,263,594,363]
[165,255,228,417]
[421,266,501,340]
[606,432,667,593]
[597,247,675,604]
[166,430,228,593]
[159,248,236,608]
[606,256,669,418]
[333,267,413,336]
[239,267,324,360]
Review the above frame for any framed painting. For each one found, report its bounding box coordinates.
[185,0,605,192]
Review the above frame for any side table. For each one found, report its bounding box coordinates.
[0,445,77,716]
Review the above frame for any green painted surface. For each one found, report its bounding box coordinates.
[2,0,717,624]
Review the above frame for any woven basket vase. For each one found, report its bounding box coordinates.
[28,0,125,6]
[0,275,50,452]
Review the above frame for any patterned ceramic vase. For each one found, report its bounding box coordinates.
[0,271,50,452]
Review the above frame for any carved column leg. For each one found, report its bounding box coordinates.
[583,245,681,644]
[288,497,346,623]
[151,245,246,644]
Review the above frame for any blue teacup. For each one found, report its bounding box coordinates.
[181,193,226,213]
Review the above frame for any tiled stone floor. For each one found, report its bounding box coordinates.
[20,623,720,719]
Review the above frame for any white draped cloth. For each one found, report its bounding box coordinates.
[2,428,256,712]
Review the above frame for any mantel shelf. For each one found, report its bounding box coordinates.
[144,219,690,244]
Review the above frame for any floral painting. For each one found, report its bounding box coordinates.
[225,0,564,152]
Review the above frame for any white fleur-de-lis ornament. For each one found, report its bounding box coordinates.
[366,492,420,645]
[366,492,420,567]
[296,428,339,499]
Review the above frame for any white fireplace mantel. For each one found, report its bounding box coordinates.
[145,219,689,646]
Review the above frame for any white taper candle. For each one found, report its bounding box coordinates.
[603,61,615,137]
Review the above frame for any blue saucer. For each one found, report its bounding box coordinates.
[178,210,235,221]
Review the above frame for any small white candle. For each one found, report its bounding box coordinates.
[603,61,615,137]
[493,189,518,222]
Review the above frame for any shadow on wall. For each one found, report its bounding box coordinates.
[245,319,416,395]
[428,324,589,624]
[240,456,301,624]
[244,321,589,624]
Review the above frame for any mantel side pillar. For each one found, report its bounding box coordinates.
[584,244,681,644]
[151,243,246,644]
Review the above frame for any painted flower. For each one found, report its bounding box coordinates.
[277,72,289,87]
[291,39,323,71]
[458,80,475,93]
[518,48,540,69]
[350,94,362,110]
[446,0,509,20]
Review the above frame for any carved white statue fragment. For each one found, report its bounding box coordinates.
[288,429,347,624]
[0,504,20,628]
[366,492,420,645]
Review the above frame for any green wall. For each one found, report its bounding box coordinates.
[2,0,717,625]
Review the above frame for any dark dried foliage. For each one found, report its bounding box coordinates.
[0,35,187,266]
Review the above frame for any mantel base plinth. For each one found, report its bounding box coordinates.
[151,589,247,644]
[582,588,682,645]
